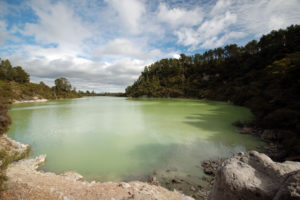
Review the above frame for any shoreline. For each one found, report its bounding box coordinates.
[0,135,194,200]
[12,98,48,104]
[2,97,291,199]
[235,122,289,162]
[0,134,224,200]
[2,135,298,200]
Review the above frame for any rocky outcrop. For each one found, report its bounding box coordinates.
[1,153,194,200]
[209,151,300,200]
[0,135,30,161]
[0,135,30,171]
[273,170,300,200]
[201,159,224,176]
[0,135,30,190]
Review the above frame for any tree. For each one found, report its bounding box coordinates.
[244,40,258,55]
[54,77,72,92]
[0,59,15,81]
[0,59,30,83]
[13,66,30,83]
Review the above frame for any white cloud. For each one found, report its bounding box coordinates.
[175,0,300,50]
[8,53,151,92]
[210,0,232,16]
[157,3,203,28]
[175,10,238,49]
[234,0,300,36]
[105,0,146,35]
[23,0,91,51]
[100,39,144,57]
[95,38,162,60]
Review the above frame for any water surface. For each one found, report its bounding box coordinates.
[8,97,263,182]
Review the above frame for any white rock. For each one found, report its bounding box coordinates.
[209,151,300,200]
[119,182,131,188]
[60,171,83,181]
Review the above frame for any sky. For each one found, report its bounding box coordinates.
[0,0,300,92]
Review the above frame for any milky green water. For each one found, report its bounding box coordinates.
[8,97,263,182]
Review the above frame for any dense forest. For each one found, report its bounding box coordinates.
[126,25,300,159]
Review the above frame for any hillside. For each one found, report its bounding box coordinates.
[0,60,84,104]
[126,25,300,160]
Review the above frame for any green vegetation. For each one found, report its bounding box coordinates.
[55,77,72,92]
[98,92,126,97]
[0,59,29,83]
[0,60,84,103]
[126,25,300,158]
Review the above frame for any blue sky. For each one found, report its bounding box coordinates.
[0,0,300,92]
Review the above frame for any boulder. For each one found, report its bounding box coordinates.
[209,151,300,200]
[0,135,30,161]
[273,170,300,200]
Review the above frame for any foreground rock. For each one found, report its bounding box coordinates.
[210,151,300,200]
[201,159,224,176]
[0,135,30,190]
[273,170,300,200]
[1,154,194,200]
[0,135,30,161]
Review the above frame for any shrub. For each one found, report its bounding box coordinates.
[262,108,298,129]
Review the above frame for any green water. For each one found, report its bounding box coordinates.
[8,97,263,182]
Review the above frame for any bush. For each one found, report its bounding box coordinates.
[0,103,11,136]
[262,108,298,129]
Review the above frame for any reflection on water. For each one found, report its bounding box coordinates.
[8,97,263,182]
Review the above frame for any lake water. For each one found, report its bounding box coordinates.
[8,97,263,183]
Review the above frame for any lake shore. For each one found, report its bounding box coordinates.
[2,128,299,200]
[0,135,194,200]
[12,98,48,104]
[5,97,265,200]
[235,122,290,161]
[0,134,224,200]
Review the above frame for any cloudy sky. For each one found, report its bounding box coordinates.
[0,0,299,92]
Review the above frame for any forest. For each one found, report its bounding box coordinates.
[126,25,300,158]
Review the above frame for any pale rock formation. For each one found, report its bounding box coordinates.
[2,153,194,200]
[209,151,300,200]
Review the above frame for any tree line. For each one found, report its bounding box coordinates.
[0,59,101,103]
[126,25,300,158]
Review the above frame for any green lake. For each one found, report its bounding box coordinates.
[8,97,263,182]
